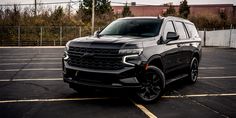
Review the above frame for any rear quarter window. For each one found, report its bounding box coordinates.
[185,23,199,38]
[175,21,188,40]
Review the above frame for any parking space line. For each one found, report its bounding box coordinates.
[0,53,62,56]
[0,97,109,103]
[0,78,63,82]
[0,62,61,66]
[130,99,157,118]
[162,93,236,98]
[0,58,61,61]
[199,67,225,69]
[0,68,61,72]
[0,75,235,82]
[199,76,236,79]
[0,46,64,48]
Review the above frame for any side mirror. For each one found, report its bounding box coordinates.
[94,30,100,37]
[166,32,179,42]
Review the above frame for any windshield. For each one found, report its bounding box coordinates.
[99,19,162,37]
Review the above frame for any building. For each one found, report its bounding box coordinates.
[112,4,236,19]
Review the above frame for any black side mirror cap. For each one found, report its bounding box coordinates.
[94,31,100,37]
[166,32,179,42]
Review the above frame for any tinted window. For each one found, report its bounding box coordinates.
[186,23,199,38]
[99,19,162,37]
[175,22,188,39]
[163,21,175,41]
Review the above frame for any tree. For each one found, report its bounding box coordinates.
[51,6,64,25]
[122,3,132,17]
[163,4,176,16]
[80,0,113,22]
[179,0,190,18]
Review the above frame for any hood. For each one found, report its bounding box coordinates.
[69,35,155,49]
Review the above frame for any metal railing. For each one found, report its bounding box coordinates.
[0,26,101,46]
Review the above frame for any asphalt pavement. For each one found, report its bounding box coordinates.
[0,47,235,118]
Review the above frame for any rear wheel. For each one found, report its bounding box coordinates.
[135,66,165,103]
[188,57,199,83]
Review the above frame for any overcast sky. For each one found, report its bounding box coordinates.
[1,0,236,5]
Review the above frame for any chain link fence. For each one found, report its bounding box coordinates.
[0,26,101,46]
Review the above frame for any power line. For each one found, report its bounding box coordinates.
[0,1,156,7]
[0,1,81,6]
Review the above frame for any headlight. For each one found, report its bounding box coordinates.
[120,48,143,66]
[119,49,143,55]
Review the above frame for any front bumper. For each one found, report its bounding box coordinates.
[63,59,144,89]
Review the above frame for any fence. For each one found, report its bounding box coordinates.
[1,26,236,48]
[199,29,236,48]
[0,26,101,46]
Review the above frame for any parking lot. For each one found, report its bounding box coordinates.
[0,47,235,118]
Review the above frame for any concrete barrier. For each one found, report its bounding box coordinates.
[199,29,236,48]
[230,29,236,48]
[198,31,205,46]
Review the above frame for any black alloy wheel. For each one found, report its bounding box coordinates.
[188,57,199,83]
[136,66,165,103]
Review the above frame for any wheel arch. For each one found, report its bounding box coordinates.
[147,55,164,72]
[192,51,200,62]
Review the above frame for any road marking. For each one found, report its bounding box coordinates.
[199,76,236,79]
[0,53,62,56]
[162,93,236,98]
[0,76,236,82]
[0,78,63,82]
[0,68,61,72]
[0,58,61,61]
[0,62,61,66]
[0,46,64,48]
[0,97,109,104]
[199,67,225,69]
[130,99,157,118]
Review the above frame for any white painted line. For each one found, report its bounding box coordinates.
[0,76,236,82]
[199,67,225,69]
[0,62,61,65]
[0,68,61,72]
[0,97,109,104]
[130,99,158,118]
[0,46,64,48]
[199,76,236,79]
[0,53,62,56]
[0,78,63,82]
[162,93,236,98]
[0,58,61,61]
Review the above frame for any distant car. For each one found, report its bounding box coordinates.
[62,16,202,103]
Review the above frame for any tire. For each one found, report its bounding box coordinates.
[135,66,165,103]
[187,57,199,83]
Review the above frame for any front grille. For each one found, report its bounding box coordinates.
[67,47,125,70]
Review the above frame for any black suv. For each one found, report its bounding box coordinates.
[63,16,202,102]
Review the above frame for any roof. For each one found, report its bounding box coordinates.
[118,16,193,24]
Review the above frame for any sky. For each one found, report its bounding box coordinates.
[0,0,236,5]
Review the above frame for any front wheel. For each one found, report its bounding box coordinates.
[187,57,199,83]
[135,66,165,103]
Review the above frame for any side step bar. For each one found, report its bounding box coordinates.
[166,74,188,85]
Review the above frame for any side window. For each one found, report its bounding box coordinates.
[163,21,175,41]
[175,22,188,40]
[186,23,199,38]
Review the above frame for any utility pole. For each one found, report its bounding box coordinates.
[34,0,37,16]
[91,0,95,35]
[68,0,71,17]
